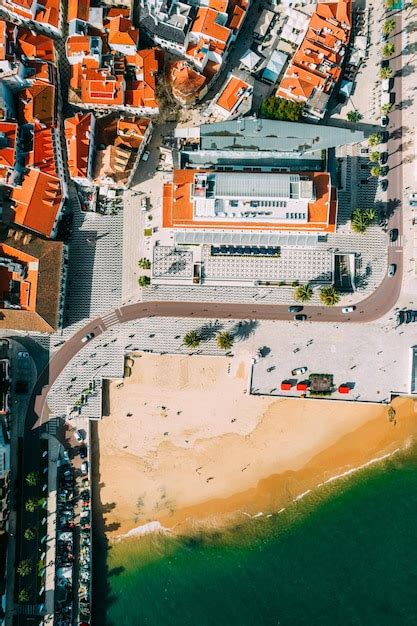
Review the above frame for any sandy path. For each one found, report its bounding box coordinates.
[97,354,417,538]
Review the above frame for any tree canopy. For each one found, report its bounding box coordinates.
[319,286,341,306]
[351,207,377,233]
[294,284,313,302]
[216,331,234,351]
[260,97,304,122]
[183,330,201,349]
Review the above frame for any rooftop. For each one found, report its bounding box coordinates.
[215,75,250,113]
[64,112,94,180]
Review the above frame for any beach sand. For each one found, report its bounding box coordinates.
[97,353,417,539]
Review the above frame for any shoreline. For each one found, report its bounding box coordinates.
[96,353,417,542]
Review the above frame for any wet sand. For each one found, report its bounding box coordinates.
[97,353,417,538]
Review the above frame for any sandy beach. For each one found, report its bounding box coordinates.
[97,353,417,539]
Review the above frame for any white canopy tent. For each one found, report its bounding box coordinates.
[239,49,261,72]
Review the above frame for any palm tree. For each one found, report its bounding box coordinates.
[24,528,35,541]
[18,590,29,603]
[25,472,38,487]
[363,208,376,223]
[138,275,150,287]
[370,151,380,162]
[216,331,234,351]
[382,42,395,58]
[17,560,32,577]
[379,66,393,80]
[383,18,396,36]
[183,330,201,349]
[294,284,313,302]
[25,499,37,513]
[368,133,381,147]
[351,208,376,233]
[347,110,362,123]
[381,102,394,114]
[370,165,381,177]
[319,286,340,306]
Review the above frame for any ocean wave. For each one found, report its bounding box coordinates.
[116,521,172,541]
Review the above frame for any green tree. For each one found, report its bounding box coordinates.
[138,258,151,270]
[294,284,313,302]
[368,133,381,146]
[370,151,380,162]
[183,330,201,350]
[25,499,37,513]
[370,165,381,177]
[216,331,234,351]
[260,96,304,122]
[385,0,395,10]
[379,66,393,79]
[25,472,38,487]
[347,110,362,123]
[24,528,35,541]
[382,42,395,57]
[138,275,150,287]
[381,102,394,114]
[383,18,396,35]
[351,207,377,233]
[18,590,29,603]
[17,560,32,577]
[319,286,341,306]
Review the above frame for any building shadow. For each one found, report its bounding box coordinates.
[63,226,98,327]
[90,421,117,626]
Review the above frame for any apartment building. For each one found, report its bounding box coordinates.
[277,0,351,120]
[64,112,96,186]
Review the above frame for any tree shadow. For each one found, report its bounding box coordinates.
[231,319,259,340]
[397,98,414,110]
[199,320,223,342]
[397,63,415,77]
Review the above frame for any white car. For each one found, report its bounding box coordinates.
[81,461,89,474]
[142,150,150,161]
[81,332,94,344]
[342,306,356,313]
[17,351,29,358]
[74,430,84,442]
[292,366,308,376]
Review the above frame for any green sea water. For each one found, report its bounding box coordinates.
[99,447,417,626]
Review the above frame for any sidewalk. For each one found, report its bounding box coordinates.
[43,435,60,624]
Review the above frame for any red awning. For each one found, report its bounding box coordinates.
[297,383,308,391]
[281,382,292,390]
[338,385,350,393]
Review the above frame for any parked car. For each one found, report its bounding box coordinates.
[379,179,388,192]
[380,131,389,143]
[81,462,89,475]
[288,306,303,313]
[142,150,150,161]
[74,430,85,442]
[389,228,399,242]
[342,306,356,313]
[379,152,388,165]
[380,115,389,127]
[17,351,29,359]
[294,314,307,321]
[79,445,87,459]
[292,366,308,376]
[409,193,417,207]
[81,332,94,344]
[388,263,397,277]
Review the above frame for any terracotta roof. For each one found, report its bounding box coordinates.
[215,75,249,112]
[0,227,64,333]
[0,122,17,179]
[66,34,94,57]
[0,21,17,63]
[64,112,93,179]
[163,169,335,233]
[18,30,55,62]
[19,83,55,126]
[81,67,125,105]
[168,61,206,104]
[35,0,60,28]
[125,49,159,109]
[11,168,63,237]
[277,0,351,105]
[191,8,231,44]
[26,122,57,176]
[67,0,90,22]
[106,16,139,48]
[208,0,228,11]
[23,59,53,83]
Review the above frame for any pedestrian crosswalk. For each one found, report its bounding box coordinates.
[46,418,59,435]
[388,236,403,248]
[101,310,120,328]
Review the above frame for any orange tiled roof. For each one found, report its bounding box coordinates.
[186,36,226,65]
[64,112,93,179]
[11,168,62,237]
[215,75,249,112]
[0,243,38,311]
[35,0,60,28]
[168,61,206,104]
[0,21,17,63]
[18,30,55,62]
[208,0,228,11]
[67,0,90,22]
[26,122,57,177]
[19,83,55,126]
[191,8,231,44]
[81,67,125,105]
[67,34,93,57]
[106,7,130,18]
[163,169,335,233]
[106,16,139,48]
[0,121,17,168]
[24,59,53,83]
[125,49,159,109]
[277,0,351,104]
